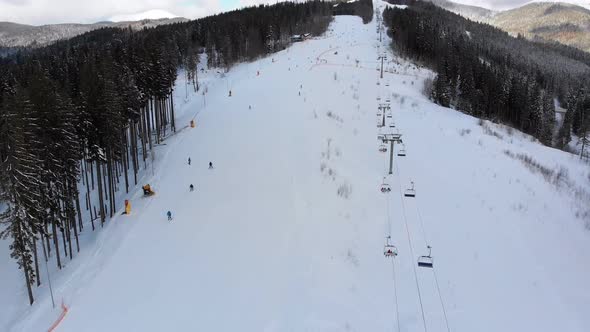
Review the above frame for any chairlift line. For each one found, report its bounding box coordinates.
[381,177,392,193]
[398,146,406,156]
[418,245,434,268]
[384,236,398,258]
[404,181,416,197]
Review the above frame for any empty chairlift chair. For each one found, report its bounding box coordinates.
[398,146,406,157]
[384,236,398,258]
[379,144,388,153]
[404,181,416,197]
[418,245,434,268]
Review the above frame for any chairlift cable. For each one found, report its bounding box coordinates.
[415,202,452,332]
[382,129,401,331]
[391,260,402,332]
[395,164,428,332]
[432,267,452,332]
[384,151,400,330]
[398,156,453,332]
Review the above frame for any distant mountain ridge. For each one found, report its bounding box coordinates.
[491,2,590,53]
[425,0,590,53]
[426,0,497,21]
[0,17,188,48]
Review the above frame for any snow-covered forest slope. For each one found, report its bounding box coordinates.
[1,1,589,331]
[0,18,188,48]
[420,0,590,53]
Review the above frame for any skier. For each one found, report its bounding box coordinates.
[189,184,194,192]
[188,157,191,165]
[209,161,213,169]
[167,211,172,221]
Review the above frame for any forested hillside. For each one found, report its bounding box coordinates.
[383,1,590,150]
[332,0,374,24]
[0,1,332,305]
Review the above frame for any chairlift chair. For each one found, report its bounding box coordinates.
[398,146,406,156]
[379,144,387,153]
[387,114,392,118]
[384,236,398,257]
[389,123,395,128]
[386,98,391,103]
[418,246,433,268]
[380,178,392,193]
[404,181,416,197]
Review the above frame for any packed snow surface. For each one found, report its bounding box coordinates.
[1,1,590,331]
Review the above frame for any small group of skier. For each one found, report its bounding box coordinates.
[166,160,214,221]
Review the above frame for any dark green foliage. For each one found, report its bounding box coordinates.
[332,0,374,24]
[0,1,333,305]
[383,1,590,146]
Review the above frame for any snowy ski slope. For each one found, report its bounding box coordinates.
[2,1,590,331]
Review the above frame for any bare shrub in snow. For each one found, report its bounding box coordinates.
[346,249,359,267]
[503,150,553,181]
[480,120,504,140]
[337,183,352,199]
[422,76,434,98]
[326,111,343,123]
[459,129,471,136]
[504,150,590,227]
[506,126,514,137]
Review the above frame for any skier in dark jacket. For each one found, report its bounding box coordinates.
[188,157,191,165]
[209,161,213,169]
[189,184,194,192]
[167,211,172,221]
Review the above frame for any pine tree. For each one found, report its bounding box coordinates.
[0,88,43,305]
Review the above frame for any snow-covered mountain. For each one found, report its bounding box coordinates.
[491,2,590,52]
[0,16,188,48]
[426,0,590,52]
[426,0,497,21]
[1,1,589,331]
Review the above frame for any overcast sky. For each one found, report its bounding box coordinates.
[1,0,589,25]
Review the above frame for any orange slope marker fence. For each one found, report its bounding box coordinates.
[48,301,69,332]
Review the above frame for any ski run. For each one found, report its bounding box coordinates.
[1,1,590,331]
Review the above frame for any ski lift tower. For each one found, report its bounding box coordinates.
[378,103,390,128]
[378,53,387,79]
[378,133,402,175]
